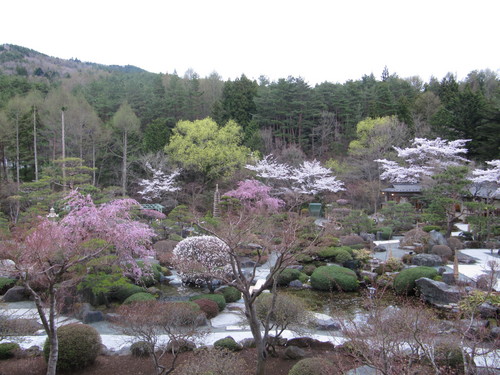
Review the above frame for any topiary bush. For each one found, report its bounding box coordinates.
[192,298,219,319]
[334,249,353,264]
[123,292,156,304]
[277,268,302,286]
[0,342,20,360]
[130,341,151,357]
[190,294,226,311]
[213,336,241,351]
[43,323,101,372]
[288,357,336,375]
[217,286,242,303]
[431,245,453,261]
[110,283,145,303]
[393,266,439,295]
[310,265,359,292]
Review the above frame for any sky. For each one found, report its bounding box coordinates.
[2,0,499,85]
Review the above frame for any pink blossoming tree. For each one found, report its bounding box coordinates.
[0,190,155,375]
[225,179,285,211]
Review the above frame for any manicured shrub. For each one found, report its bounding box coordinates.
[303,264,316,276]
[423,225,442,233]
[190,294,226,311]
[43,323,101,371]
[378,226,393,240]
[130,341,151,357]
[334,249,353,264]
[0,342,20,359]
[317,246,353,261]
[310,265,359,292]
[393,266,438,295]
[288,357,336,375]
[110,283,145,303]
[123,292,156,304]
[277,268,302,286]
[217,286,242,303]
[431,245,453,261]
[213,336,241,351]
[193,298,219,319]
[447,237,464,251]
[0,277,16,294]
[298,272,309,283]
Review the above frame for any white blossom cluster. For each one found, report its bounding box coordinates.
[246,155,344,195]
[138,163,181,200]
[472,160,500,195]
[376,138,470,183]
[172,235,231,279]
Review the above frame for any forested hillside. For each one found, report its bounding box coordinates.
[0,43,498,218]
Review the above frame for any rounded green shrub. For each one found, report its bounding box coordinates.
[190,294,226,311]
[277,268,301,286]
[423,225,442,233]
[393,266,439,295]
[193,298,219,319]
[0,342,20,360]
[43,323,101,372]
[303,264,316,276]
[288,357,335,375]
[110,283,145,303]
[123,292,155,304]
[217,286,241,303]
[0,277,16,294]
[213,336,241,351]
[130,341,151,357]
[298,272,309,283]
[334,249,353,263]
[310,265,359,292]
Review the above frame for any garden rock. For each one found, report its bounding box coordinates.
[284,345,308,360]
[76,303,104,324]
[411,254,443,267]
[346,365,379,375]
[478,302,499,319]
[415,277,461,306]
[289,280,303,288]
[166,339,196,353]
[286,337,335,350]
[442,272,456,285]
[490,327,500,340]
[309,312,341,331]
[239,257,257,268]
[456,252,477,264]
[373,245,387,253]
[238,338,256,348]
[2,286,28,302]
[429,230,448,247]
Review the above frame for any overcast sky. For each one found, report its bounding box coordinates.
[2,0,499,85]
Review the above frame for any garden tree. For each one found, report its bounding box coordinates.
[379,201,417,233]
[224,179,285,211]
[0,111,10,181]
[173,209,318,375]
[24,90,44,181]
[198,71,224,118]
[472,159,500,196]
[137,162,181,201]
[142,117,174,153]
[0,191,155,375]
[376,137,470,183]
[213,74,258,141]
[111,102,141,196]
[5,95,26,188]
[116,300,205,375]
[423,166,471,238]
[183,68,203,121]
[165,117,251,185]
[162,71,187,121]
[346,116,409,212]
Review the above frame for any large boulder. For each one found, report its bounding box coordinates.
[284,345,308,360]
[411,254,443,267]
[429,230,448,247]
[75,303,104,324]
[286,337,335,350]
[308,312,341,331]
[415,277,462,306]
[3,286,29,302]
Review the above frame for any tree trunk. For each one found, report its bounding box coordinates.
[34,106,39,181]
[15,114,20,189]
[61,109,66,191]
[243,294,267,375]
[122,130,128,196]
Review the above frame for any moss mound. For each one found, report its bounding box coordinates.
[310,265,359,292]
[43,323,101,372]
[123,292,155,304]
[288,357,336,375]
[393,266,439,295]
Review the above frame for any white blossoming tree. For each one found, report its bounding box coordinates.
[172,235,231,292]
[375,138,470,183]
[138,162,181,201]
[471,159,500,196]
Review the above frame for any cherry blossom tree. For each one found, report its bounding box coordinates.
[225,179,285,211]
[376,138,470,183]
[246,155,344,195]
[472,159,500,195]
[0,191,155,375]
[172,235,231,292]
[138,162,181,201]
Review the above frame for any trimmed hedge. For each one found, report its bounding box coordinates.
[288,357,336,375]
[190,294,226,311]
[310,265,359,292]
[277,268,302,286]
[43,323,101,372]
[393,266,439,295]
[217,286,241,303]
[123,292,156,304]
[0,342,20,360]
